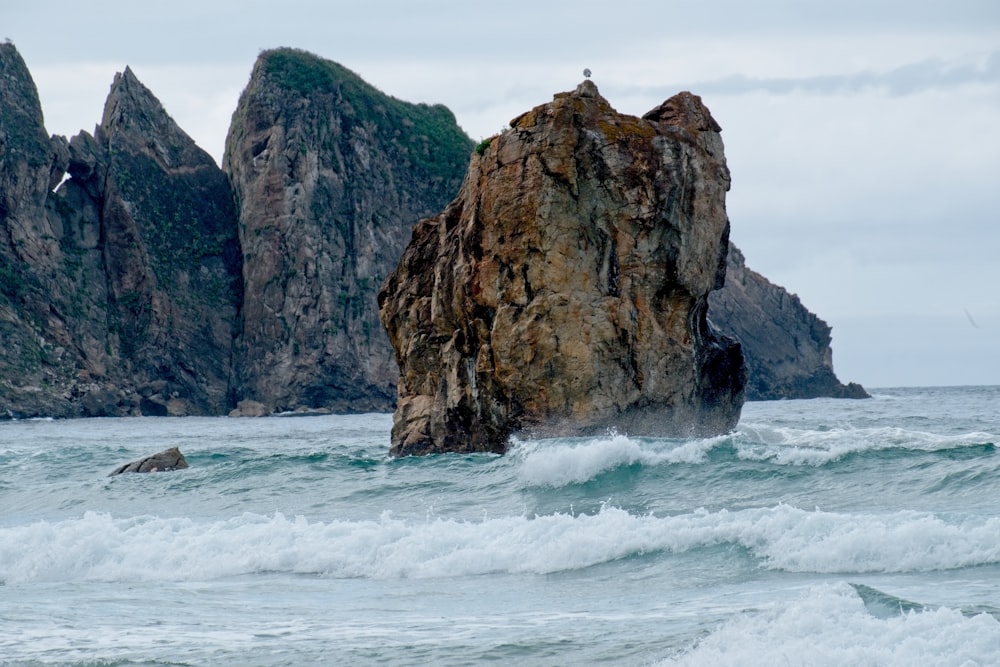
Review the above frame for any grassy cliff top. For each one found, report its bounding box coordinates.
[257,48,473,181]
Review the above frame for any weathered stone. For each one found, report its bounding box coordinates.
[109,447,189,475]
[139,396,170,416]
[1,41,85,419]
[379,81,746,456]
[86,67,243,415]
[709,244,869,400]
[1,43,242,419]
[223,48,473,415]
[80,388,122,417]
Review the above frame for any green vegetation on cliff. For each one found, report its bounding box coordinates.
[259,48,473,182]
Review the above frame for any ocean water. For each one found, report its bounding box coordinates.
[2,385,999,666]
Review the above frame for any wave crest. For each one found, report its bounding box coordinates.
[3,504,999,584]
[656,582,1000,666]
[511,433,726,487]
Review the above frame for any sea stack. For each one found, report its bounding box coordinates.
[378,81,746,456]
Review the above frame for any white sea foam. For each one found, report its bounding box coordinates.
[3,504,999,584]
[656,582,1000,666]
[736,425,996,465]
[511,433,723,487]
[507,426,996,487]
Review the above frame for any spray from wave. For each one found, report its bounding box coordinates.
[509,432,727,487]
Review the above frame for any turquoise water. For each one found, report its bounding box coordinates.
[2,386,999,665]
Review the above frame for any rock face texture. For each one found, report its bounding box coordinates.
[709,244,868,400]
[109,446,189,475]
[65,67,243,416]
[224,48,473,413]
[0,42,241,417]
[379,81,746,456]
[0,42,73,417]
[1,44,473,419]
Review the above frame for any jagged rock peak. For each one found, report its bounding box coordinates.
[0,41,68,260]
[101,65,215,169]
[643,90,723,132]
[229,48,471,181]
[379,82,746,456]
[0,41,57,170]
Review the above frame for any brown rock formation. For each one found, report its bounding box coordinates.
[109,446,189,475]
[379,81,746,456]
[224,48,473,414]
[709,244,868,399]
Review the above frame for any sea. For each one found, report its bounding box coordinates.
[2,385,999,666]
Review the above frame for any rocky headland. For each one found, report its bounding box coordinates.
[0,44,470,418]
[1,43,241,417]
[0,41,864,425]
[379,82,747,455]
[710,244,868,400]
[224,48,472,412]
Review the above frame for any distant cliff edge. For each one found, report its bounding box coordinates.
[1,43,240,417]
[710,244,868,400]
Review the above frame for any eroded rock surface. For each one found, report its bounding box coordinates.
[224,48,473,413]
[379,81,746,456]
[70,67,243,416]
[1,41,241,418]
[2,41,864,421]
[109,447,189,475]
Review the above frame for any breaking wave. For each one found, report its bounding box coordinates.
[510,432,726,487]
[656,582,1000,666]
[507,426,996,488]
[4,504,1000,585]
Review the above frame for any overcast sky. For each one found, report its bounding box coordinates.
[7,0,999,389]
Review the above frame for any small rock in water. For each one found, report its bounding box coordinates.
[109,447,189,475]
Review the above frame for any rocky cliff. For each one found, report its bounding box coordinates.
[0,42,74,416]
[1,43,241,417]
[68,67,243,416]
[709,244,868,399]
[0,44,474,419]
[224,48,473,413]
[1,41,863,421]
[379,82,746,456]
